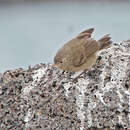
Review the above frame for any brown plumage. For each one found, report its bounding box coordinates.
[54,28,112,72]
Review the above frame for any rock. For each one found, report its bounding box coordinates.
[0,41,130,130]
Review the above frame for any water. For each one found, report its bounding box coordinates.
[0,0,130,72]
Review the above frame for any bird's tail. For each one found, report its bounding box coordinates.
[98,34,112,50]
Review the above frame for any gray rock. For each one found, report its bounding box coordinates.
[0,41,129,130]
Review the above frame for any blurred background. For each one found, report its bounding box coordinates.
[0,0,130,72]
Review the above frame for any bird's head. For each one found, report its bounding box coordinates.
[53,48,71,70]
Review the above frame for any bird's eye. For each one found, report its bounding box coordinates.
[59,61,63,64]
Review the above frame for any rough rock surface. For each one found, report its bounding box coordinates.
[0,41,130,130]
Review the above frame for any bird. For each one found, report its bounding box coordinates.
[53,28,112,80]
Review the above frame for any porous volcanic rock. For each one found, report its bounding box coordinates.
[0,41,130,130]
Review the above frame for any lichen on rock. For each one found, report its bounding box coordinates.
[0,41,130,130]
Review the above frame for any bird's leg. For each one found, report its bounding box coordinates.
[72,69,88,82]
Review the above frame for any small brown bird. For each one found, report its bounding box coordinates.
[54,28,112,78]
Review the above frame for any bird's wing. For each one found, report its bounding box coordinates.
[72,49,86,67]
[77,28,94,39]
[82,38,99,58]
[80,28,94,34]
